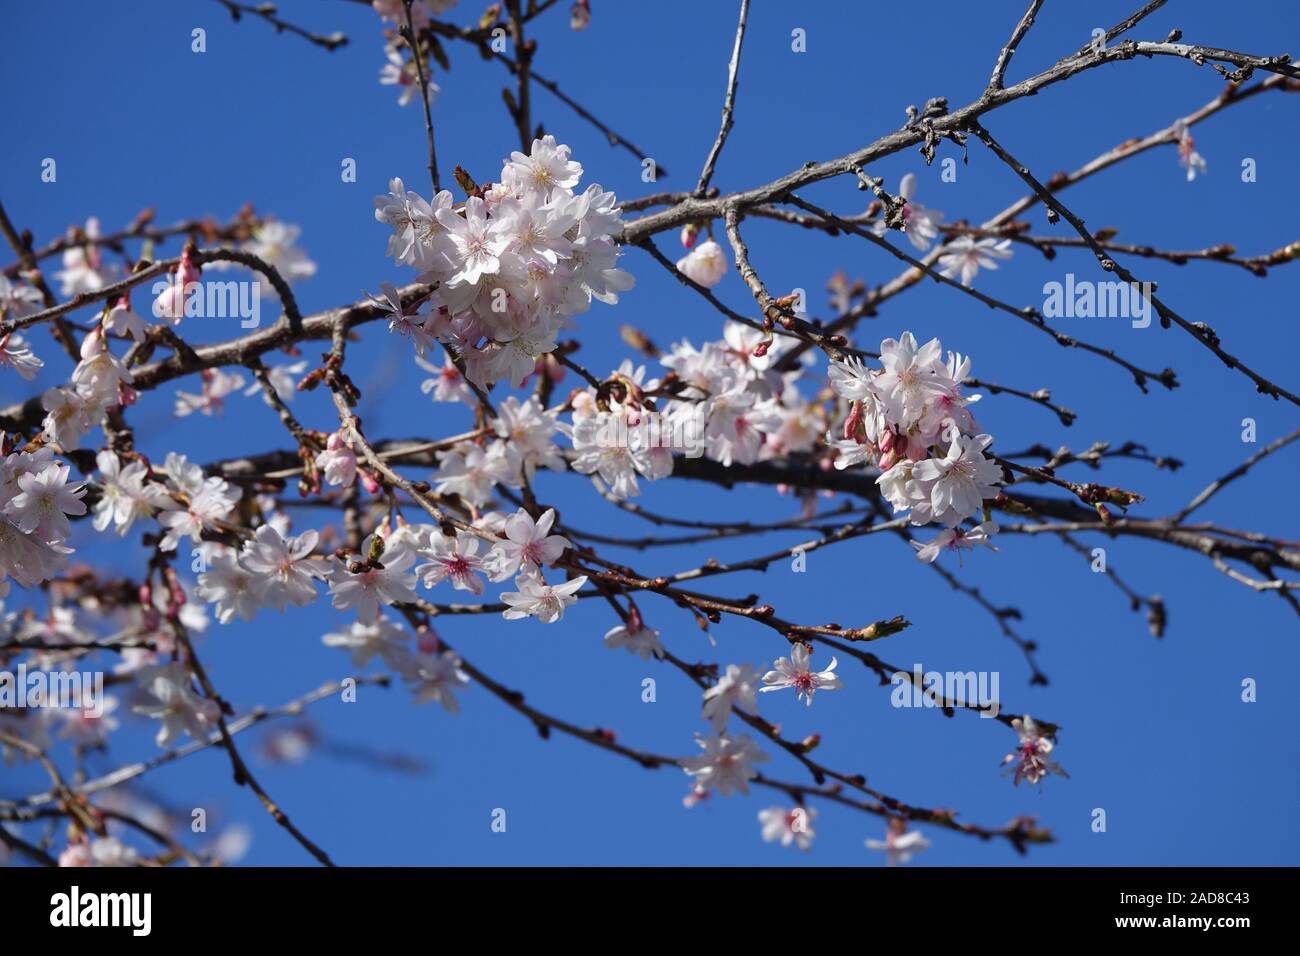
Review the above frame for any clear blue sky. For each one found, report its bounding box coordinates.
[2,0,1297,866]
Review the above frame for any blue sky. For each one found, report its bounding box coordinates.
[1,0,1297,866]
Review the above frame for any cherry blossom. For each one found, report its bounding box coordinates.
[244,221,317,297]
[493,396,567,480]
[327,536,420,623]
[369,281,438,354]
[0,333,43,380]
[416,354,474,405]
[484,507,569,581]
[911,434,1003,526]
[874,332,952,426]
[603,617,664,660]
[1,445,80,590]
[502,134,583,195]
[374,137,632,389]
[133,662,219,748]
[104,294,149,343]
[3,12,1271,868]
[1175,122,1208,181]
[911,521,999,564]
[570,0,590,31]
[174,368,246,418]
[322,614,411,671]
[758,805,817,851]
[5,461,86,542]
[865,819,931,866]
[372,0,435,28]
[701,662,761,732]
[39,386,95,450]
[158,480,240,552]
[379,43,439,107]
[681,733,768,797]
[676,238,728,287]
[874,173,944,251]
[408,650,470,712]
[316,431,359,488]
[57,696,120,747]
[1002,715,1068,787]
[760,643,842,705]
[238,525,326,611]
[499,571,587,624]
[197,552,262,623]
[59,836,139,868]
[433,441,513,507]
[53,218,118,297]
[937,236,1013,287]
[416,531,489,594]
[824,331,1001,547]
[0,274,44,322]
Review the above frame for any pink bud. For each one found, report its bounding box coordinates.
[680,223,700,250]
[842,401,863,440]
[360,469,381,495]
[178,247,201,287]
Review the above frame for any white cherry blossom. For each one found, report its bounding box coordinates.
[937,236,1013,287]
[676,238,728,287]
[500,571,586,624]
[681,733,768,797]
[760,643,842,705]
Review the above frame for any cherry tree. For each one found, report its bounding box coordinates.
[1,0,1297,867]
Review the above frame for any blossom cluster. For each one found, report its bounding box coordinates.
[39,326,135,451]
[323,614,469,712]
[681,642,842,810]
[0,441,86,594]
[406,319,818,506]
[827,332,1002,562]
[564,323,823,500]
[0,275,46,378]
[185,490,583,635]
[373,134,634,388]
[93,451,242,552]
